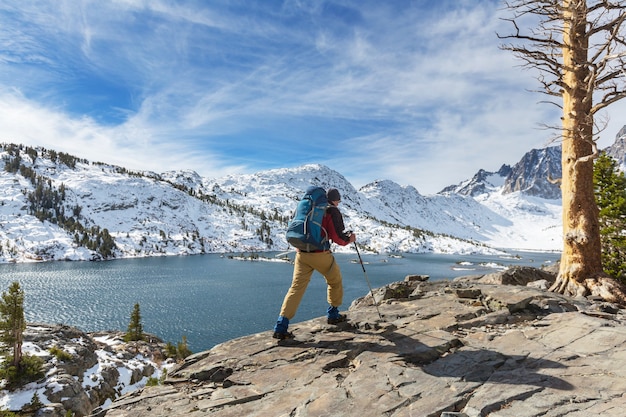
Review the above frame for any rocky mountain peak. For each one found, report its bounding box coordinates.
[439,164,512,197]
[605,124,626,170]
[501,146,562,199]
[444,123,626,201]
[441,146,562,200]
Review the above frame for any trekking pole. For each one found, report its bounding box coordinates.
[353,242,383,320]
[275,250,295,259]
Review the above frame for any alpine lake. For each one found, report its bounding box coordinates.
[0,250,560,352]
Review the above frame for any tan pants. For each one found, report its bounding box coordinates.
[279,251,343,319]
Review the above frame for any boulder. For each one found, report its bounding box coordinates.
[457,265,557,286]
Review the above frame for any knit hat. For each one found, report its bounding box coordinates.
[327,188,341,202]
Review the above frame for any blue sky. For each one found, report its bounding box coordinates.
[1,0,624,194]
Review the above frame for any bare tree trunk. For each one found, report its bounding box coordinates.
[549,0,626,304]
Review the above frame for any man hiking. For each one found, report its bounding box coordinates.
[273,188,356,340]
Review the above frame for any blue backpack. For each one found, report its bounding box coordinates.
[286,186,330,252]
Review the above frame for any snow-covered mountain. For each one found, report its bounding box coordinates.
[0,143,564,263]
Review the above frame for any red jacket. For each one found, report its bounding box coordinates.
[322,205,351,246]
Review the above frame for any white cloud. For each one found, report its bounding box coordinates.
[0,89,242,177]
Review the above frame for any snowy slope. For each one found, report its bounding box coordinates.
[358,179,561,252]
[474,192,561,250]
[0,144,562,263]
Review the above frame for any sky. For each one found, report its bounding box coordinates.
[1,0,625,195]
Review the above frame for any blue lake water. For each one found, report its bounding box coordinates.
[0,250,560,352]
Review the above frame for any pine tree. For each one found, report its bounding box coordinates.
[25,391,43,412]
[0,282,25,369]
[594,153,626,282]
[176,335,192,360]
[124,303,144,342]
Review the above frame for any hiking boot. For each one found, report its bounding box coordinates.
[273,331,295,340]
[327,314,347,325]
[273,316,290,338]
[327,306,346,324]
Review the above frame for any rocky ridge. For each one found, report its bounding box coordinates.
[91,268,626,417]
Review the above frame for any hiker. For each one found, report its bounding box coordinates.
[273,188,356,340]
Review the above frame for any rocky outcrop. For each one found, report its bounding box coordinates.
[0,325,169,417]
[93,268,626,417]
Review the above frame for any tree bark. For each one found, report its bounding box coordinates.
[549,0,626,304]
[13,319,22,368]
